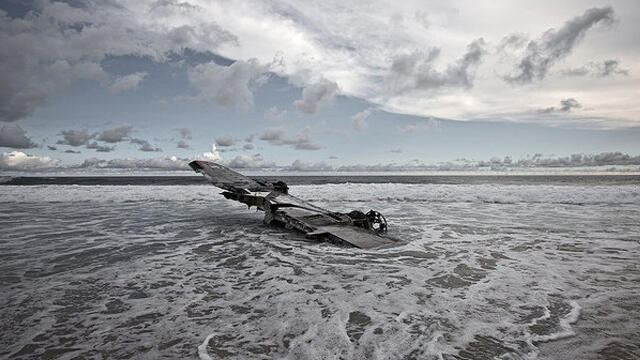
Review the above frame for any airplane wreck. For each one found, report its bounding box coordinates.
[189,160,399,249]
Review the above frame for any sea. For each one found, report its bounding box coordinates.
[1,175,639,359]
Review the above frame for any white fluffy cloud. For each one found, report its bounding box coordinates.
[187,59,267,110]
[294,79,338,114]
[351,108,372,131]
[264,106,287,122]
[201,144,222,161]
[109,72,148,93]
[0,151,58,170]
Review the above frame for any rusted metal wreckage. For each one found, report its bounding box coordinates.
[189,160,399,249]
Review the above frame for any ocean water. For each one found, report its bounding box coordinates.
[1,176,639,359]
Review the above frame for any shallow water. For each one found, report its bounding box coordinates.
[1,183,639,359]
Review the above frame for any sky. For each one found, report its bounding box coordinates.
[1,0,640,174]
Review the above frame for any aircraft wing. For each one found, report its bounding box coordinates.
[189,160,274,193]
[308,225,395,249]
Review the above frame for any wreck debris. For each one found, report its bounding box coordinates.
[189,160,397,249]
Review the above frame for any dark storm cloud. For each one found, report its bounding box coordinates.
[97,124,133,143]
[505,7,615,84]
[259,127,322,150]
[0,124,37,148]
[387,38,486,93]
[130,138,162,152]
[0,0,238,122]
[540,98,581,113]
[562,59,629,77]
[294,79,339,114]
[215,135,234,147]
[57,129,93,147]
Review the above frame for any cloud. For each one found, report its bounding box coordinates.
[47,145,57,151]
[286,160,333,172]
[0,0,237,121]
[188,59,267,110]
[86,141,115,152]
[0,151,58,170]
[64,149,81,154]
[175,128,191,148]
[176,140,190,149]
[562,59,629,77]
[130,138,162,152]
[0,124,37,148]
[398,118,440,133]
[109,72,148,93]
[97,124,133,143]
[215,135,234,147]
[598,59,629,77]
[264,106,287,122]
[79,156,189,171]
[540,98,581,113]
[243,143,254,150]
[351,108,372,131]
[259,126,322,150]
[201,144,222,161]
[477,152,640,168]
[505,7,615,84]
[227,153,275,169]
[386,38,486,94]
[497,33,528,52]
[294,79,338,114]
[413,10,430,29]
[390,148,402,153]
[178,128,192,139]
[57,129,93,147]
